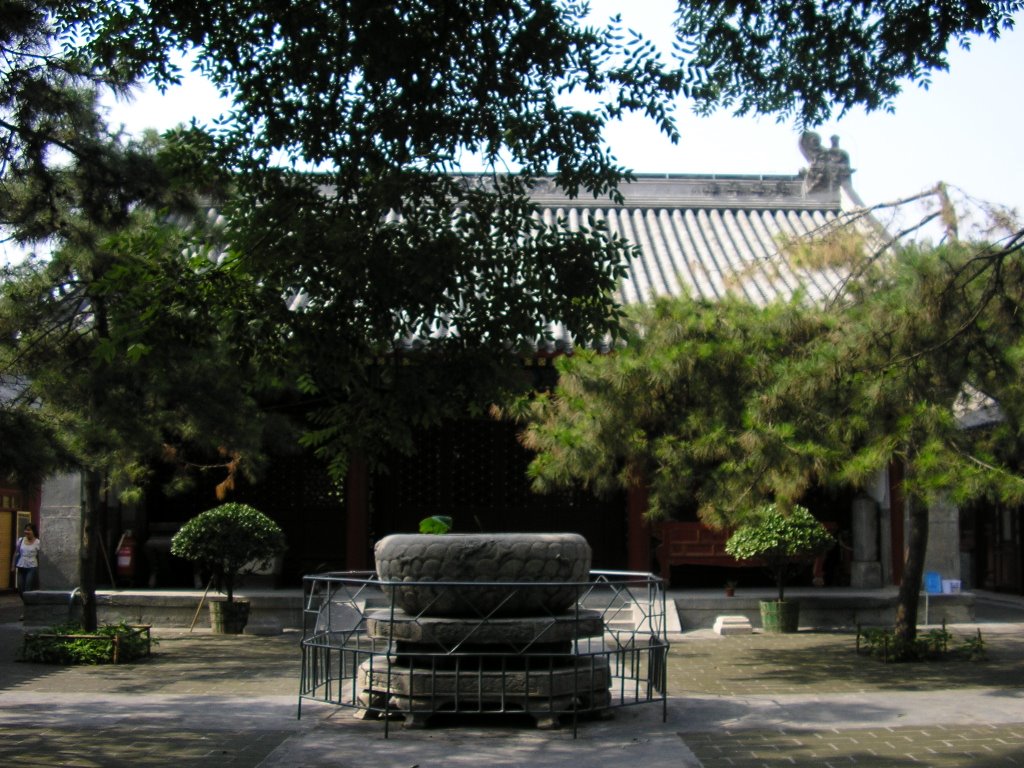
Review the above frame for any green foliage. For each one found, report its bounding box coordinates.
[7,0,1023,636]
[0,97,279,630]
[761,233,1024,645]
[6,1,1020,479]
[47,0,685,481]
[675,0,1024,126]
[958,629,988,661]
[0,1,138,237]
[724,504,834,561]
[0,207,273,497]
[857,623,986,663]
[27,0,1014,482]
[514,234,1024,642]
[512,295,835,524]
[171,503,286,603]
[725,504,834,601]
[22,622,153,665]
[418,515,454,535]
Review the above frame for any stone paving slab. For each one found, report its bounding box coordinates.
[4,593,1024,767]
[684,724,1024,767]
[671,690,1024,732]
[1,626,302,696]
[0,727,294,767]
[668,626,1024,696]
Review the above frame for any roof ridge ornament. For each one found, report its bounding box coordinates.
[799,131,853,196]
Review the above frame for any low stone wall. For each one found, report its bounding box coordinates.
[20,587,975,634]
[673,591,974,631]
[21,589,304,631]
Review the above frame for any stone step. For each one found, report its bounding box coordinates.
[713,615,753,635]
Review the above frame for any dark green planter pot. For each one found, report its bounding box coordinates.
[759,599,800,633]
[210,599,250,634]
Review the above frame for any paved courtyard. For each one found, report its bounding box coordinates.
[1,591,1023,766]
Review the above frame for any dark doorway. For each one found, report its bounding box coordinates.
[369,419,627,568]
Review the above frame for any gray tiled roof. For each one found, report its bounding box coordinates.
[282,133,868,351]
[531,169,859,309]
[522,131,869,353]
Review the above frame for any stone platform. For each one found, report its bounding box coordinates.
[356,606,614,729]
[364,609,605,648]
[20,585,977,634]
[672,587,974,631]
[21,588,305,631]
[356,654,613,729]
[713,615,753,635]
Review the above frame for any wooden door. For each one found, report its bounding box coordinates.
[370,418,628,569]
[0,510,12,590]
[991,506,1022,593]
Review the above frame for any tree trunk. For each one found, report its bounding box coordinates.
[894,496,929,653]
[79,469,102,632]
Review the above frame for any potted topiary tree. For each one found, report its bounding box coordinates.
[171,503,286,634]
[724,504,834,633]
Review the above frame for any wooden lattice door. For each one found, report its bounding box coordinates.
[370,419,627,568]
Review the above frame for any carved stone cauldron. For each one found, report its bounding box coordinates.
[374,532,591,617]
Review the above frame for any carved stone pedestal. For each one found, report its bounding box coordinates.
[374,533,591,617]
[356,654,612,729]
[356,608,611,728]
[363,532,610,729]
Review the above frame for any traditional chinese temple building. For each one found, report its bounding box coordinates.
[24,133,1003,595]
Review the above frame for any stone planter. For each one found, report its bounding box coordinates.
[759,599,800,633]
[209,598,250,634]
[374,533,591,617]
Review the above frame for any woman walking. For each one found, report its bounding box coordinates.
[12,523,41,594]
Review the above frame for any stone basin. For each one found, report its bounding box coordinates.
[374,532,592,617]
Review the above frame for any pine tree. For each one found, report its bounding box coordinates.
[0,131,270,630]
[772,236,1024,651]
[513,230,1024,656]
[35,0,1022,476]
[511,295,835,524]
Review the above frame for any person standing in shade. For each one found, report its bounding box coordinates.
[12,523,41,594]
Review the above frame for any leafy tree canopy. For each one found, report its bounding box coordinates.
[724,503,834,601]
[674,0,1024,125]
[7,0,1017,478]
[30,0,688,477]
[0,130,270,499]
[3,0,1022,638]
[170,502,286,603]
[512,203,1024,649]
[509,294,836,525]
[0,124,281,629]
[769,224,1024,648]
[513,234,1024,520]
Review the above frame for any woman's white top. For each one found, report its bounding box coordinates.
[15,537,40,568]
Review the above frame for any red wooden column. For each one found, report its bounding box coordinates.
[626,483,652,573]
[345,456,370,570]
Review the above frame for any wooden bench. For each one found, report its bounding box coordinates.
[655,522,742,582]
[655,521,834,584]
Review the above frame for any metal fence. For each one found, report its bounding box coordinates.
[298,570,669,736]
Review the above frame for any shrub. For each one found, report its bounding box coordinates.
[171,503,286,602]
[418,515,453,534]
[856,623,987,662]
[22,622,153,664]
[725,504,834,601]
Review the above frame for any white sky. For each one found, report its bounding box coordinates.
[10,1,1004,255]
